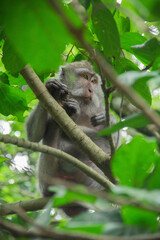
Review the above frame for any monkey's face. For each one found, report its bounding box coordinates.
[59,62,103,108]
[78,70,99,103]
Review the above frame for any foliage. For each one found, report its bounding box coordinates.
[0,0,160,239]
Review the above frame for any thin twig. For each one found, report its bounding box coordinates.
[75,45,93,61]
[97,64,115,156]
[142,61,154,71]
[65,44,74,62]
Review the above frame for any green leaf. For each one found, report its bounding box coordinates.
[60,209,152,236]
[0,156,8,162]
[49,185,97,208]
[115,58,139,74]
[131,38,160,65]
[113,186,160,207]
[118,70,160,104]
[119,70,160,86]
[122,0,160,21]
[103,222,151,236]
[115,14,130,35]
[120,32,146,54]
[0,0,75,74]
[99,113,149,136]
[122,206,158,231]
[8,74,27,86]
[60,210,122,235]
[152,56,160,70]
[0,81,28,121]
[113,186,159,231]
[145,158,160,190]
[133,78,152,105]
[2,41,25,76]
[91,0,120,58]
[112,136,158,187]
[0,72,9,84]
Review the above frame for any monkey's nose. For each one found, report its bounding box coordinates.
[88,88,93,93]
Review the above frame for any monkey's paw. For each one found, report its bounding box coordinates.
[91,113,106,127]
[45,78,69,100]
[63,99,80,117]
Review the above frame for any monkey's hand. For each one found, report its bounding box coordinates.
[63,99,80,119]
[91,113,106,127]
[45,78,69,101]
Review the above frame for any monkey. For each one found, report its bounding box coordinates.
[26,60,120,216]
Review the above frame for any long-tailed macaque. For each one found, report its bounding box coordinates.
[26,61,120,215]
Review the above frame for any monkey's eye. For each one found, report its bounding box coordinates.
[83,74,89,80]
[91,78,97,84]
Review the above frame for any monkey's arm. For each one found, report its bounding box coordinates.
[26,78,69,142]
[26,103,48,142]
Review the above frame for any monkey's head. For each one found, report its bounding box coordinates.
[59,61,104,112]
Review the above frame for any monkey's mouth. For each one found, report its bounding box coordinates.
[83,96,92,103]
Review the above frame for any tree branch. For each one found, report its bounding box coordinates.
[0,134,114,189]
[1,216,160,240]
[1,189,160,216]
[0,197,49,216]
[0,218,105,240]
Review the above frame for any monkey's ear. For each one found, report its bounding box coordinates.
[61,67,65,76]
[59,66,65,77]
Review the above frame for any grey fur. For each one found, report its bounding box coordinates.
[26,61,121,198]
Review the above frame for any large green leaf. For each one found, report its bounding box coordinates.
[0,0,75,74]
[122,206,158,231]
[91,0,120,58]
[118,70,160,104]
[131,38,160,65]
[49,185,97,208]
[113,186,160,207]
[115,57,139,74]
[112,136,158,187]
[119,70,160,86]
[145,158,160,190]
[120,32,146,54]
[60,210,122,235]
[114,13,130,35]
[133,78,152,105]
[122,0,160,21]
[113,186,159,230]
